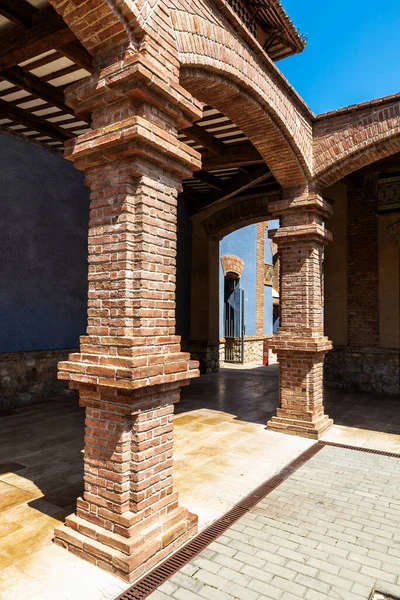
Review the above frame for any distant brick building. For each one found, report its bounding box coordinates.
[0,0,399,582]
[218,221,280,367]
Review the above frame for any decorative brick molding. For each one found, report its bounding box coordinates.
[220,254,244,279]
[266,189,333,439]
[0,349,76,407]
[314,97,400,187]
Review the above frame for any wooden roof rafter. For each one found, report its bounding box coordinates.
[0,0,93,147]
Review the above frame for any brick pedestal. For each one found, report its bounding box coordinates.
[267,190,334,439]
[53,45,203,581]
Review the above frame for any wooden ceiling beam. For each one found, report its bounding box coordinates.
[200,142,264,170]
[56,41,94,74]
[182,123,226,156]
[0,0,37,29]
[0,65,88,119]
[0,97,73,141]
[213,165,273,205]
[187,165,273,213]
[195,170,224,191]
[0,6,79,70]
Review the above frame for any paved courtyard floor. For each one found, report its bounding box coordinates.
[0,364,399,599]
[149,444,400,600]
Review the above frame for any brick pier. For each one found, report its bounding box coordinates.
[52,40,203,581]
[267,189,333,438]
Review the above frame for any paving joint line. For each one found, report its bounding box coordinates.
[114,443,323,600]
[115,439,400,599]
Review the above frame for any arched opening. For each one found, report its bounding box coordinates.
[223,268,243,363]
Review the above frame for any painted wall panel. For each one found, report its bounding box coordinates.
[0,133,90,353]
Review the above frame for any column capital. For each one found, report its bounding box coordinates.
[63,49,202,175]
[269,192,333,220]
[65,47,202,127]
[272,223,332,246]
[269,334,333,354]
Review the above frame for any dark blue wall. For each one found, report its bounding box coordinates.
[0,133,90,353]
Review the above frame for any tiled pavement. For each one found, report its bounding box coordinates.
[148,445,400,600]
[1,366,400,599]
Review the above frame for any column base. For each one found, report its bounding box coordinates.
[54,504,198,583]
[267,412,333,439]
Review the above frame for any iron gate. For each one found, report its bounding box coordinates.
[224,287,245,363]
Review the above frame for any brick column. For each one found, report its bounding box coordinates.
[267,189,333,439]
[53,49,203,581]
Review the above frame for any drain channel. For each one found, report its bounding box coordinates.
[115,442,323,600]
[320,440,400,458]
[116,440,400,600]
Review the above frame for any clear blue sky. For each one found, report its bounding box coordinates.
[278,0,400,115]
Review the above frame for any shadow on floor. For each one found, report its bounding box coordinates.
[178,364,279,425]
[1,365,400,526]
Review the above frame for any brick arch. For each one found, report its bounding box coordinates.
[172,5,313,186]
[202,195,277,240]
[220,255,244,279]
[181,69,307,187]
[48,0,152,55]
[314,98,400,187]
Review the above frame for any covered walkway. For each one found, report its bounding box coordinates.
[0,365,400,599]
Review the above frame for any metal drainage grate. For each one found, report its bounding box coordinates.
[116,440,400,599]
[320,440,400,458]
[115,443,323,600]
[369,590,400,600]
